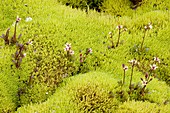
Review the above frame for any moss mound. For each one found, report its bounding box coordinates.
[117,100,170,113]
[0,0,170,112]
[17,72,119,112]
[0,82,16,112]
[17,71,170,112]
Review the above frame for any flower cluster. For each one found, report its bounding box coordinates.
[128,59,139,67]
[116,25,127,31]
[64,43,74,55]
[144,22,152,30]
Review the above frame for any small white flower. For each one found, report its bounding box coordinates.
[144,23,152,30]
[46,92,48,95]
[142,80,147,86]
[116,25,123,29]
[109,32,112,35]
[148,24,152,29]
[128,59,138,65]
[27,39,33,45]
[148,22,152,25]
[25,17,32,22]
[64,46,70,51]
[122,64,128,71]
[23,53,26,57]
[88,48,92,54]
[154,57,160,63]
[65,43,71,48]
[69,50,74,55]
[150,64,158,70]
[16,16,21,22]
[124,28,128,31]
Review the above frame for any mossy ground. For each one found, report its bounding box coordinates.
[0,0,170,112]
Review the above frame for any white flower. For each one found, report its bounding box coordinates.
[144,22,152,30]
[148,24,152,29]
[23,53,26,57]
[25,17,32,22]
[122,64,128,71]
[142,80,147,86]
[116,25,123,29]
[27,39,33,45]
[154,57,160,63]
[109,32,112,35]
[88,48,92,54]
[64,43,72,51]
[64,46,70,51]
[69,50,74,55]
[150,64,158,70]
[124,28,128,31]
[128,59,138,65]
[65,43,71,48]
[144,26,147,29]
[16,16,21,22]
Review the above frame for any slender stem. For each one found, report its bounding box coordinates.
[116,29,121,47]
[147,70,153,81]
[141,85,146,96]
[123,70,125,85]
[111,40,115,48]
[140,30,147,52]
[129,65,134,90]
[109,34,115,48]
[11,22,17,44]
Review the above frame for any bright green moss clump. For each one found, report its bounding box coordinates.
[117,100,170,113]
[17,72,119,112]
[17,71,170,112]
[0,0,170,112]
[0,81,16,112]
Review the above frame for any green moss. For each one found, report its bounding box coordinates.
[17,72,119,112]
[116,100,170,113]
[17,71,170,112]
[0,0,169,112]
[0,81,16,112]
[102,0,133,16]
